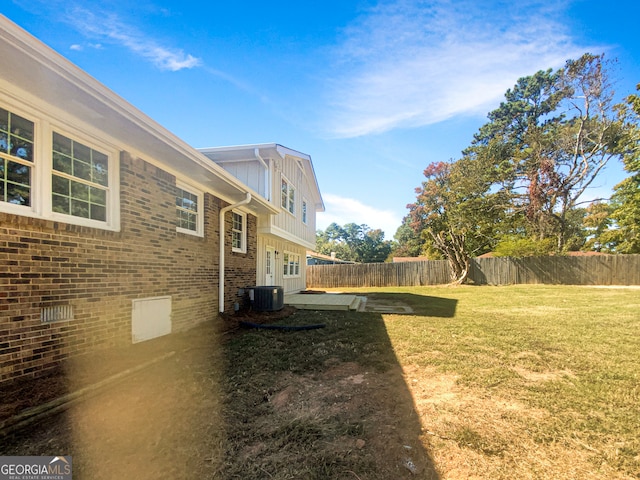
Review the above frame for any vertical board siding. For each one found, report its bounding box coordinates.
[271,156,316,246]
[257,236,307,293]
[307,255,640,288]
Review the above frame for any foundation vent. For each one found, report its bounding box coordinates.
[41,305,74,323]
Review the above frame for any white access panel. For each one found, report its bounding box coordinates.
[131,296,172,343]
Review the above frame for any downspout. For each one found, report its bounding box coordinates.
[254,148,270,202]
[253,148,269,170]
[219,192,252,313]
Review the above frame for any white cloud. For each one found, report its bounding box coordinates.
[316,193,402,239]
[325,0,597,138]
[66,7,201,71]
[69,42,103,52]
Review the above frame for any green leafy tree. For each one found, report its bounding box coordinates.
[582,201,616,252]
[468,53,625,251]
[494,207,588,255]
[316,222,392,263]
[391,215,426,258]
[562,207,589,251]
[608,85,640,253]
[494,237,556,257]
[316,223,351,260]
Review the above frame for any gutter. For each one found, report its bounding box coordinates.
[219,193,252,313]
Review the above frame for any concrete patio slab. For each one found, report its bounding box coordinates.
[284,293,362,311]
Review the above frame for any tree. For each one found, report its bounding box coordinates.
[493,236,556,257]
[315,222,392,263]
[316,223,351,260]
[582,201,616,252]
[607,84,640,253]
[390,215,426,258]
[407,160,497,283]
[468,53,625,252]
[562,207,589,251]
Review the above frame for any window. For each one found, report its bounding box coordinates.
[283,252,301,277]
[52,132,109,221]
[281,176,295,215]
[0,103,119,230]
[176,184,203,236]
[0,107,34,206]
[302,199,308,224]
[231,210,246,253]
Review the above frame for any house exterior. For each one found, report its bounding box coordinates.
[199,144,324,294]
[0,17,303,383]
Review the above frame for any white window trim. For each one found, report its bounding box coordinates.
[0,100,120,231]
[283,251,301,278]
[0,104,40,218]
[302,197,308,224]
[231,209,247,253]
[176,181,204,237]
[281,175,295,216]
[48,124,120,230]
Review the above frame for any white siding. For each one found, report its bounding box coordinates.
[257,236,306,293]
[270,155,316,247]
[219,161,267,198]
[203,145,322,296]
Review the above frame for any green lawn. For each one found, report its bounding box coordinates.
[336,285,640,478]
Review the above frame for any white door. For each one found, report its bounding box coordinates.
[265,247,275,285]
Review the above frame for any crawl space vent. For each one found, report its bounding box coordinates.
[41,305,74,323]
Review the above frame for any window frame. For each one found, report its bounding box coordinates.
[231,209,247,253]
[0,105,36,214]
[281,175,295,215]
[175,182,204,237]
[0,100,120,231]
[282,251,301,278]
[302,198,308,224]
[47,125,119,230]
[50,131,110,224]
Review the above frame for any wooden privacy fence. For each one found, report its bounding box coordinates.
[306,255,640,288]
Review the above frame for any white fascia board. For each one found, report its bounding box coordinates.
[275,146,324,212]
[258,225,316,251]
[1,16,277,215]
[275,144,311,162]
[198,144,323,213]
[199,143,279,153]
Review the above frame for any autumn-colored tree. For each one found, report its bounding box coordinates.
[407,160,497,283]
[405,53,631,278]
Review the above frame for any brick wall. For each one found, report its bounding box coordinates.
[222,211,257,311]
[0,152,257,383]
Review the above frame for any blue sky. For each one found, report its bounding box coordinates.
[4,0,639,238]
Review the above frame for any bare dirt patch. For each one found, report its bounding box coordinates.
[0,311,437,479]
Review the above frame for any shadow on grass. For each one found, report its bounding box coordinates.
[222,308,441,479]
[357,291,458,318]
[1,305,443,479]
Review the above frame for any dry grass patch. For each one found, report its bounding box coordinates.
[363,285,640,479]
